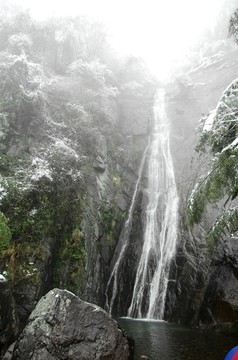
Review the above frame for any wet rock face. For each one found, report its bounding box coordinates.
[0,275,19,357]
[198,238,238,326]
[165,231,238,329]
[12,288,134,360]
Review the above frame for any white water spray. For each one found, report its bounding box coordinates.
[128,89,179,319]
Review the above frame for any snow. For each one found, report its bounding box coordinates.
[193,82,206,87]
[0,182,7,203]
[29,208,38,216]
[231,137,238,147]
[188,183,199,210]
[220,77,238,99]
[0,113,9,140]
[222,137,238,153]
[67,169,81,181]
[31,157,53,182]
[203,77,238,134]
[203,110,215,131]
[54,139,79,159]
[188,53,224,74]
[0,274,7,282]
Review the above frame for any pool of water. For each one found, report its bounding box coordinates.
[117,318,238,360]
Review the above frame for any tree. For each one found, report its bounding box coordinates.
[0,212,11,255]
[187,7,238,243]
[187,76,238,242]
[229,8,238,44]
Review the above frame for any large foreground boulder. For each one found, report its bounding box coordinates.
[11,288,134,360]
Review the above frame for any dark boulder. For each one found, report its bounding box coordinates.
[12,288,134,360]
[165,232,238,331]
[0,275,19,357]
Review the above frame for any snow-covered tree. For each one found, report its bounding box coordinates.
[0,8,156,293]
[187,78,238,242]
[187,6,238,243]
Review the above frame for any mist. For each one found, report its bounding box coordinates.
[1,0,238,359]
[1,0,237,78]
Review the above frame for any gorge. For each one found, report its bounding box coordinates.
[0,3,238,359]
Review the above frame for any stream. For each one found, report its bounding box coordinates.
[118,318,237,360]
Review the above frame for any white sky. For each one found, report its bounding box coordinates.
[9,0,233,79]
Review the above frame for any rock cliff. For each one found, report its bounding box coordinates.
[0,11,157,344]
[164,39,238,329]
[0,275,19,357]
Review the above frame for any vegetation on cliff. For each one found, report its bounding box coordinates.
[187,8,238,243]
[0,9,156,307]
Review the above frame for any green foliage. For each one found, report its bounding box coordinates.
[0,152,17,175]
[0,159,85,287]
[61,227,85,262]
[71,227,85,261]
[187,78,238,242]
[100,202,126,244]
[206,208,238,244]
[3,242,43,286]
[0,212,11,255]
[53,226,85,292]
[0,8,156,294]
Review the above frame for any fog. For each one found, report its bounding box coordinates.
[1,0,237,79]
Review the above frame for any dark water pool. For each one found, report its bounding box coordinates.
[117,318,238,360]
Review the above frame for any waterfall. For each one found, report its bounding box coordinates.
[105,142,149,315]
[127,89,179,319]
[105,89,179,319]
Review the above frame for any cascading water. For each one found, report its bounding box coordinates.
[105,89,179,319]
[127,89,179,319]
[105,142,149,315]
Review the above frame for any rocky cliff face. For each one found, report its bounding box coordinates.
[164,39,238,329]
[2,9,238,349]
[78,84,155,307]
[0,12,157,341]
[0,275,19,357]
